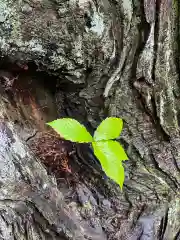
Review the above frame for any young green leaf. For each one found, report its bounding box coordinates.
[92,140,127,189]
[47,118,93,143]
[93,117,123,141]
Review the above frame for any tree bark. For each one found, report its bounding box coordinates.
[0,0,179,239]
[0,79,108,240]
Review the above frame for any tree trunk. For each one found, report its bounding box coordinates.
[0,0,179,239]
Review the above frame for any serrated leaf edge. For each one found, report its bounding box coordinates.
[93,117,123,141]
[46,119,93,143]
[92,140,125,189]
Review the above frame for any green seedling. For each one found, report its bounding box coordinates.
[47,117,128,189]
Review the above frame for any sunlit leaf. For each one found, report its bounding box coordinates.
[47,118,93,143]
[92,140,127,189]
[93,117,123,141]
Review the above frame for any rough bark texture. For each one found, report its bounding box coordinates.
[0,0,179,239]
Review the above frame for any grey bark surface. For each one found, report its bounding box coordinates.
[0,0,179,239]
